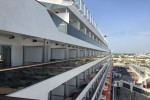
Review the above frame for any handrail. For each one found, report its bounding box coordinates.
[0,95,35,100]
[8,56,110,100]
[93,61,111,100]
[49,11,107,49]
[72,0,98,31]
[132,65,145,77]
[71,0,108,47]
[75,58,110,100]
[0,58,84,72]
[121,80,150,98]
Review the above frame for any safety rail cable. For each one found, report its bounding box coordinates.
[75,58,110,100]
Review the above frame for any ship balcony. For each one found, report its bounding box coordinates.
[5,55,112,100]
[74,58,112,100]
[49,11,107,50]
[71,0,100,32]
[73,0,80,9]
[0,57,103,95]
[38,0,106,46]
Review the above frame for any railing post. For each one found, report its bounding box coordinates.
[23,46,25,65]
[83,72,86,81]
[63,82,68,99]
[65,44,69,60]
[48,91,52,100]
[43,39,48,62]
[77,46,80,58]
[76,75,79,88]
[84,49,87,58]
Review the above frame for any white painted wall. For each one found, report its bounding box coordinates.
[25,47,43,63]
[51,48,65,59]
[0,33,24,66]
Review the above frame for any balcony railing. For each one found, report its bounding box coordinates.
[120,80,150,98]
[49,12,107,50]
[8,56,111,100]
[72,0,100,33]
[0,95,35,100]
[67,24,104,48]
[75,58,111,100]
[0,57,99,95]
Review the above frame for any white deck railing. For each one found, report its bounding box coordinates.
[8,56,110,100]
[73,0,100,33]
[76,58,111,100]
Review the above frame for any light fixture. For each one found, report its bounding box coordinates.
[55,43,59,45]
[33,39,37,42]
[9,35,15,39]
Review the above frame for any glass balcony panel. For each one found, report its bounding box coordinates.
[73,0,102,35]
[74,0,80,8]
[0,56,102,95]
[67,25,103,48]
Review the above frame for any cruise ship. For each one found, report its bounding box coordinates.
[0,0,112,100]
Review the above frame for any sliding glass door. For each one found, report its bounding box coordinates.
[0,45,11,68]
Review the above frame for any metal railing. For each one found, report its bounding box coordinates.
[49,11,107,50]
[8,56,110,100]
[75,58,111,100]
[72,0,99,32]
[0,57,99,95]
[93,61,111,100]
[121,80,150,98]
[0,95,35,100]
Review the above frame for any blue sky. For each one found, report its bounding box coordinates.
[84,0,150,53]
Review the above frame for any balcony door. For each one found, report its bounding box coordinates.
[0,45,11,68]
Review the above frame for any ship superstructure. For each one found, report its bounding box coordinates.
[0,0,112,100]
